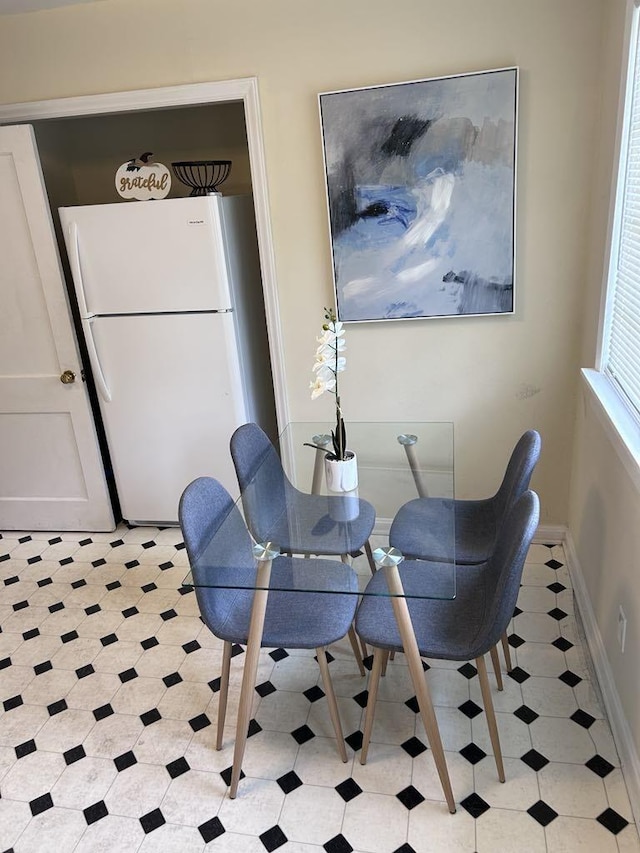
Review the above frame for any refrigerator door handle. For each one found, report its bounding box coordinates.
[82,317,112,403]
[67,221,94,319]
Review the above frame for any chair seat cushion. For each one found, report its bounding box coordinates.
[196,555,359,649]
[267,493,376,555]
[355,560,489,661]
[389,497,497,565]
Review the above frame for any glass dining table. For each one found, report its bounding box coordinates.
[183,422,457,810]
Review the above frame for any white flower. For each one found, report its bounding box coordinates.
[313,347,334,367]
[310,308,348,459]
[310,375,336,399]
[317,325,346,347]
[316,329,336,346]
[313,363,335,382]
[314,351,345,370]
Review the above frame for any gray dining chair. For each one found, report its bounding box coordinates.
[356,489,540,793]
[390,429,541,675]
[230,422,377,672]
[179,476,360,793]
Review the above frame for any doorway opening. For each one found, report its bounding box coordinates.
[0,79,287,525]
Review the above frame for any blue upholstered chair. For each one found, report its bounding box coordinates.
[390,430,541,564]
[230,422,377,564]
[179,476,360,779]
[390,429,541,675]
[230,422,378,672]
[356,490,540,788]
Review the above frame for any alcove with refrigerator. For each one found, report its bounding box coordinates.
[28,102,278,525]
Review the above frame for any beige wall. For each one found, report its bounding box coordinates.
[571,388,640,749]
[0,0,607,524]
[568,0,640,770]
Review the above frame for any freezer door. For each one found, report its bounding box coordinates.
[59,197,232,315]
[87,312,247,524]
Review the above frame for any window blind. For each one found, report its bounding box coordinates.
[604,7,640,422]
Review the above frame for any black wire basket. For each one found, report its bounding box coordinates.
[171,160,232,196]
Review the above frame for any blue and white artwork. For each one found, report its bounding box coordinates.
[319,68,517,322]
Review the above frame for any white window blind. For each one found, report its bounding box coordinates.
[603,5,640,423]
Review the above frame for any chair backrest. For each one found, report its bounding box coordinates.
[493,430,541,521]
[230,422,289,541]
[179,476,256,633]
[230,423,277,489]
[179,476,235,565]
[470,489,540,658]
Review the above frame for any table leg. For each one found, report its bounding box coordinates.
[311,435,332,495]
[397,434,428,498]
[383,563,456,814]
[229,555,273,798]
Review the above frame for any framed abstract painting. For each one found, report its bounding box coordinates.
[318,67,518,322]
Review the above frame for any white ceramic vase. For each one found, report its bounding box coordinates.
[324,453,358,521]
[324,452,358,493]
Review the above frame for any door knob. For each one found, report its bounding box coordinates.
[60,370,76,384]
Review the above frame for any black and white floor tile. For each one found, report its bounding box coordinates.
[0,527,639,852]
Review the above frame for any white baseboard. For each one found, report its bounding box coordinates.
[564,530,640,826]
[376,521,566,543]
[375,522,568,544]
[533,523,566,544]
[373,517,392,537]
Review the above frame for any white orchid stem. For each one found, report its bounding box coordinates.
[334,321,346,459]
[311,309,347,461]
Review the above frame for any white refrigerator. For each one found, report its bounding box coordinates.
[59,195,277,525]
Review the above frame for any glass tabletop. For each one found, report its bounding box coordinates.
[183,421,456,599]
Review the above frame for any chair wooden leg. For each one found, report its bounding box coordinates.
[381,648,389,677]
[342,553,368,659]
[360,646,385,764]
[216,640,232,749]
[348,626,366,676]
[359,635,369,660]
[501,630,513,671]
[364,539,377,575]
[476,654,505,783]
[383,563,456,814]
[229,555,272,798]
[316,646,348,762]
[489,645,504,691]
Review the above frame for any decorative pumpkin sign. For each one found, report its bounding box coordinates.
[115,152,171,200]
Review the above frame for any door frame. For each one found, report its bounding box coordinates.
[0,77,289,430]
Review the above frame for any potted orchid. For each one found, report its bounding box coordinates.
[309,307,358,492]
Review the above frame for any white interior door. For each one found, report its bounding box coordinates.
[0,124,115,531]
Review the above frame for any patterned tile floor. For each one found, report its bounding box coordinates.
[0,526,639,853]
